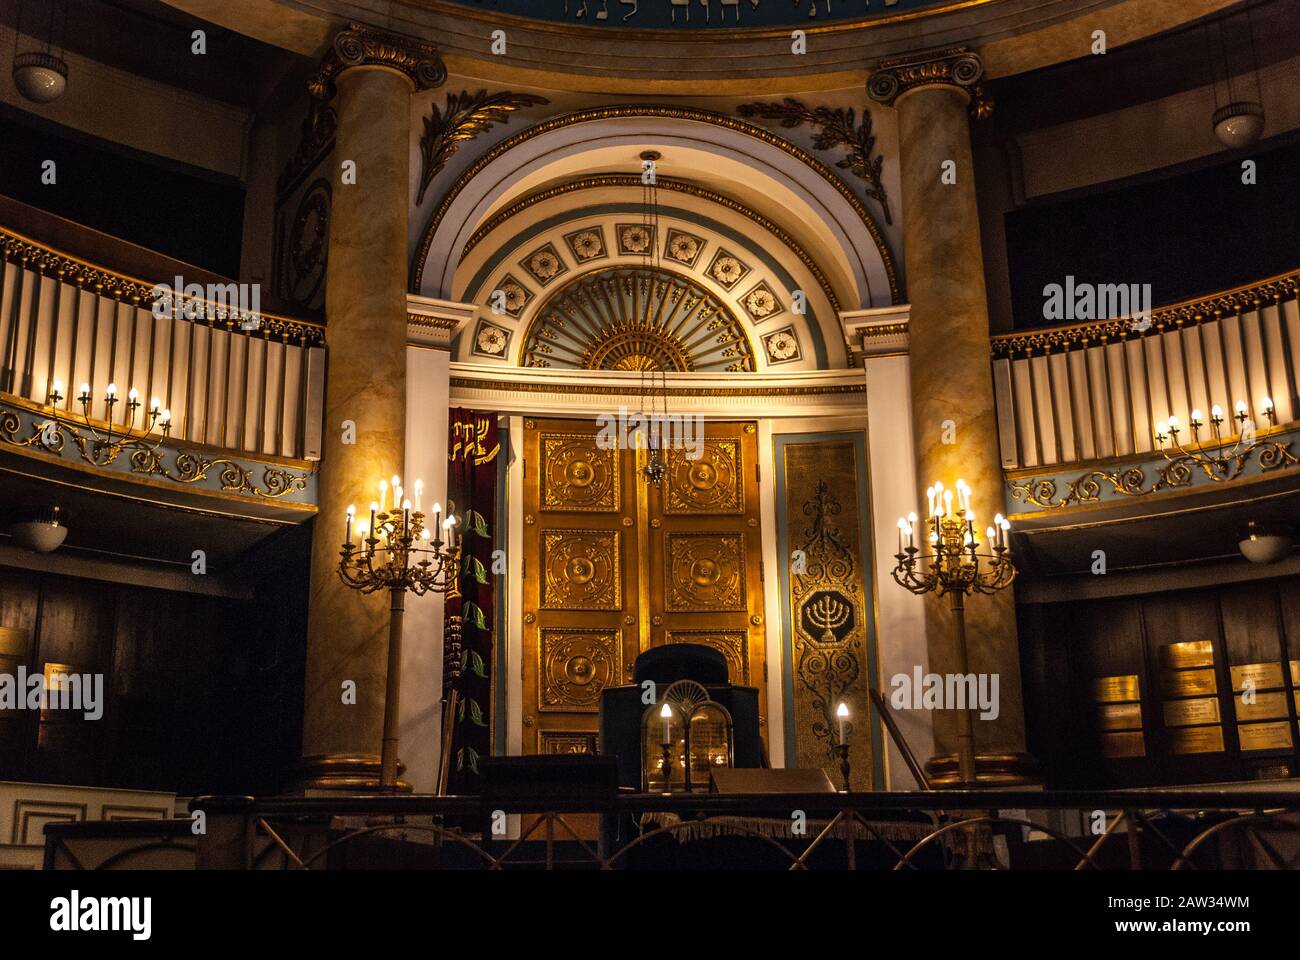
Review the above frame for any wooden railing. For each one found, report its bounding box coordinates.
[992,271,1300,470]
[0,221,324,461]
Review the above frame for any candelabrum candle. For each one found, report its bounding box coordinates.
[414,479,423,512]
[660,703,672,745]
[836,701,849,745]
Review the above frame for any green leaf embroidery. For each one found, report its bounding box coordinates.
[465,746,480,775]
[468,650,488,679]
[465,508,490,539]
[463,601,488,631]
[468,698,487,728]
[457,697,465,722]
[462,554,488,585]
[456,747,464,772]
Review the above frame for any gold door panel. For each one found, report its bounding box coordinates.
[522,417,766,754]
[540,529,622,610]
[540,433,620,512]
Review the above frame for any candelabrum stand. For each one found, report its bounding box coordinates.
[338,501,458,789]
[892,482,1015,788]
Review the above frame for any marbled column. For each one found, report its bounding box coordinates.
[870,50,1033,784]
[297,26,445,790]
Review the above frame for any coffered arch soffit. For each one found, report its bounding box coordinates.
[411,109,899,322]
[447,179,844,371]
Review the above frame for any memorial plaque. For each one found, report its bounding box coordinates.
[1238,721,1294,752]
[1097,702,1143,731]
[1230,662,1285,691]
[1162,697,1220,727]
[1092,675,1140,703]
[1167,726,1225,754]
[1158,640,1214,669]
[1160,668,1216,698]
[1233,690,1290,722]
[1101,731,1146,759]
[0,626,28,656]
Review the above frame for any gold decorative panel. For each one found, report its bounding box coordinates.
[784,439,874,789]
[523,418,766,756]
[540,732,597,755]
[664,440,743,515]
[539,628,620,712]
[541,530,621,610]
[666,533,745,611]
[541,434,619,512]
[665,630,749,684]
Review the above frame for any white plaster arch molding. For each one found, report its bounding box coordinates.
[412,110,899,326]
[450,181,843,371]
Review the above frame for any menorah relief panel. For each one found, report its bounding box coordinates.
[781,437,876,790]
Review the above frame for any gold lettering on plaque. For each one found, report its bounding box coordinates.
[1234,690,1290,722]
[1230,662,1285,691]
[1238,721,1294,751]
[1160,668,1216,698]
[1158,640,1214,669]
[1162,697,1220,727]
[1101,731,1146,758]
[1167,726,1225,755]
[1092,675,1140,702]
[1097,702,1143,731]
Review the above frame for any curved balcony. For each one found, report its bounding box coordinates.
[992,271,1300,587]
[0,201,323,564]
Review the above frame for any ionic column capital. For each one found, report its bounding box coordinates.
[309,22,446,101]
[868,47,991,117]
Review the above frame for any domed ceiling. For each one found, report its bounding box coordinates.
[440,0,961,29]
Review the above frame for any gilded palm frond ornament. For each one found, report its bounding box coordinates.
[737,99,892,225]
[417,89,550,205]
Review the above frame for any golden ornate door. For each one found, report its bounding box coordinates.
[521,418,766,754]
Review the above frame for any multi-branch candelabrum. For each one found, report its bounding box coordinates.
[892,479,1016,788]
[1153,398,1275,480]
[337,476,459,789]
[45,379,172,466]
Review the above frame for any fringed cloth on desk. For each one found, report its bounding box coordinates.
[638,812,937,844]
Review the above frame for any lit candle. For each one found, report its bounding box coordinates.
[432,501,442,532]
[987,526,996,546]
[956,479,969,513]
[346,504,355,545]
[444,516,457,550]
[906,512,918,549]
[403,498,412,531]
[105,382,117,399]
[994,513,1004,549]
[1191,408,1202,424]
[942,488,953,516]
[160,408,171,425]
[1263,397,1275,419]
[926,486,936,518]
[1211,404,1223,420]
[660,703,672,745]
[414,479,423,512]
[836,702,849,745]
[1235,400,1247,414]
[79,383,90,401]
[150,396,161,415]
[1167,414,1179,430]
[378,480,388,513]
[128,387,139,403]
[897,517,907,553]
[999,516,1010,551]
[50,379,64,399]
[369,501,378,543]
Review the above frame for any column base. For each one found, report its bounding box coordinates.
[291,753,412,794]
[924,752,1041,788]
